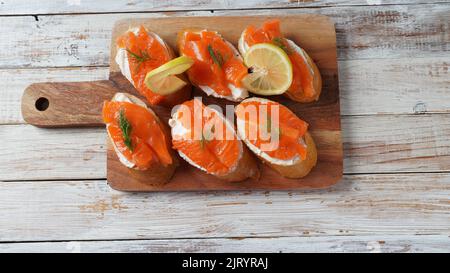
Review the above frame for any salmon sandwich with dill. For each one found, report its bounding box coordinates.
[102,93,178,184]
[177,29,249,102]
[235,97,317,178]
[116,26,192,107]
[169,99,259,182]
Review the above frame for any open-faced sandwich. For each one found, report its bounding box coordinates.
[102,92,178,183]
[177,29,249,102]
[169,98,259,182]
[116,26,192,106]
[239,20,322,102]
[235,97,317,178]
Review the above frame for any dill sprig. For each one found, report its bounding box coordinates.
[272,37,292,55]
[118,108,133,151]
[207,45,224,67]
[126,48,151,72]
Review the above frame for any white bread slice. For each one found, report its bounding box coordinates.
[169,101,259,182]
[106,92,178,184]
[235,97,317,178]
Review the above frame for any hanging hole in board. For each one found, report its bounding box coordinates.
[35,97,49,111]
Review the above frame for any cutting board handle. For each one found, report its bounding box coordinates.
[21,80,119,127]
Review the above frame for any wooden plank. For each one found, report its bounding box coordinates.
[0,126,106,181]
[344,114,450,174]
[1,1,448,16]
[0,4,449,68]
[339,57,450,115]
[0,67,109,125]
[2,113,450,181]
[1,56,449,125]
[0,173,448,241]
[1,235,449,253]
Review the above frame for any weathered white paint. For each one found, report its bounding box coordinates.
[0,0,449,253]
[1,56,449,125]
[0,125,106,181]
[343,114,450,173]
[0,0,447,15]
[0,4,449,68]
[2,112,450,180]
[1,235,449,253]
[0,174,448,242]
[0,67,109,124]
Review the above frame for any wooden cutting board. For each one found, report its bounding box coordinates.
[21,15,342,191]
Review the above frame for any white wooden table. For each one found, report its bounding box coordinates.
[0,0,449,253]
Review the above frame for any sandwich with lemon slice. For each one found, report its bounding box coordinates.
[239,20,322,102]
[116,25,193,106]
[177,29,249,102]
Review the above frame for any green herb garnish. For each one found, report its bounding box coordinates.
[207,45,224,67]
[126,48,151,72]
[118,108,133,151]
[272,37,291,55]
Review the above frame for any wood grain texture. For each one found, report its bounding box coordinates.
[1,0,449,252]
[104,14,342,191]
[0,67,110,125]
[0,173,448,242]
[2,113,450,181]
[1,235,449,253]
[21,81,118,127]
[1,56,449,125]
[344,114,450,173]
[0,0,447,15]
[0,125,105,181]
[1,4,449,68]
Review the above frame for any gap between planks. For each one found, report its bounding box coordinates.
[1,3,449,69]
[2,112,450,181]
[1,235,449,253]
[1,1,449,17]
[1,54,449,121]
[0,173,448,242]
[5,170,450,183]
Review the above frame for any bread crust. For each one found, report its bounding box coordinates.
[108,93,178,184]
[283,49,322,103]
[263,132,317,178]
[217,145,260,182]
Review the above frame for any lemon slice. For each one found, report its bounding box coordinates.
[242,43,293,95]
[144,56,194,95]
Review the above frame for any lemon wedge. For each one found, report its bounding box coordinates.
[144,56,194,95]
[242,43,293,95]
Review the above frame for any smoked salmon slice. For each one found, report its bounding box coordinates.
[177,29,249,102]
[235,97,317,178]
[102,93,176,177]
[238,20,322,103]
[169,98,259,181]
[116,26,191,106]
